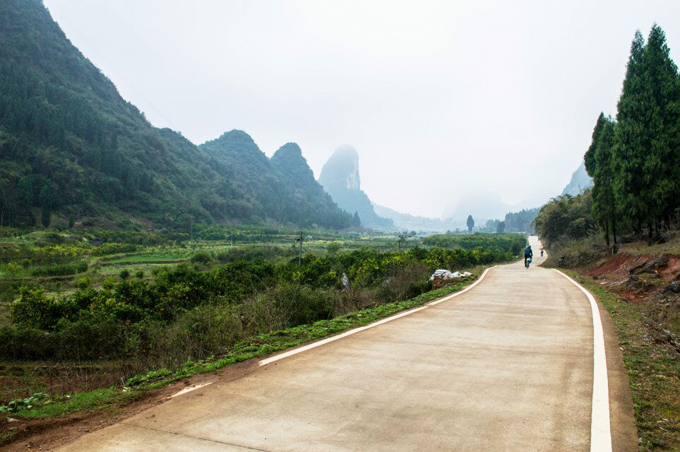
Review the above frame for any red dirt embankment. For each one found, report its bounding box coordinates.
[583,253,680,303]
[588,253,680,281]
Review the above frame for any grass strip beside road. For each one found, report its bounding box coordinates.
[568,272,680,451]
[2,274,480,426]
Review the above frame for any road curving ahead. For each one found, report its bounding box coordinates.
[58,237,636,452]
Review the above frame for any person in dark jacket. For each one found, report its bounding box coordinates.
[524,245,533,268]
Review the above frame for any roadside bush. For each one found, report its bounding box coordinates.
[137,305,244,368]
[376,263,431,303]
[268,283,336,328]
[239,292,287,334]
[336,289,379,315]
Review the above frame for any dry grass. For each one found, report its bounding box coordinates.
[570,274,680,450]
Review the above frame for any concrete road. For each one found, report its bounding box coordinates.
[58,238,632,451]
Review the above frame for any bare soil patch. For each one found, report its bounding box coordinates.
[0,360,258,451]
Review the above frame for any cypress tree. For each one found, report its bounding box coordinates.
[591,117,617,246]
[584,113,606,177]
[643,25,680,228]
[613,31,654,235]
[466,215,475,233]
[351,212,361,227]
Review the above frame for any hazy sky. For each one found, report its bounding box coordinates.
[44,0,680,218]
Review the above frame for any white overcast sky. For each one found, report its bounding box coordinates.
[44,0,680,218]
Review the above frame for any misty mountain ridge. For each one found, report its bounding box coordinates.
[372,203,462,232]
[561,162,593,196]
[0,0,351,230]
[318,146,393,229]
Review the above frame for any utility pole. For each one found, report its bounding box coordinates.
[295,231,304,266]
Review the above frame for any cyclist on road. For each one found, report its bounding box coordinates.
[524,245,533,268]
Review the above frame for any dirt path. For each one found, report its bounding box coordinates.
[56,238,636,451]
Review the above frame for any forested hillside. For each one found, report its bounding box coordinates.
[0,0,350,230]
[200,134,351,229]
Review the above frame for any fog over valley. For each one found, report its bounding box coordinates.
[42,0,680,219]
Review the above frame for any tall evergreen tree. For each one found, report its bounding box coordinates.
[466,215,475,233]
[590,116,617,246]
[643,25,680,227]
[351,211,361,227]
[584,113,606,178]
[613,30,654,234]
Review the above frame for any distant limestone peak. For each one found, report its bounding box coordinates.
[319,145,361,191]
[561,162,593,196]
[318,145,393,229]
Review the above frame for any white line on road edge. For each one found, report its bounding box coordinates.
[554,270,612,452]
[170,382,213,398]
[258,266,496,367]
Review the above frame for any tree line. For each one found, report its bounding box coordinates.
[536,25,680,247]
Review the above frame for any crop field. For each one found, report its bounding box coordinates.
[0,226,525,445]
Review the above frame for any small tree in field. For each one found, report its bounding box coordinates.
[466,215,475,233]
[397,232,408,251]
[326,241,340,256]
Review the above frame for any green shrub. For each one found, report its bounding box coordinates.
[190,252,212,265]
[11,287,64,330]
[4,262,22,275]
[76,277,90,289]
[141,305,243,367]
[119,269,130,280]
[326,242,340,255]
[269,283,335,328]
[0,320,125,361]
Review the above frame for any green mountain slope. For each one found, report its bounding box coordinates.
[0,0,350,230]
[271,142,351,228]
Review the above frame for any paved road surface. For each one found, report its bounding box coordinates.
[59,237,631,451]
